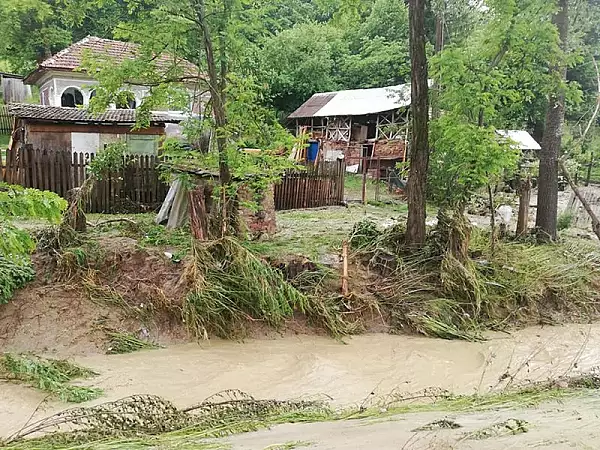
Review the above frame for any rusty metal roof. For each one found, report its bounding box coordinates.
[25,36,199,84]
[288,84,411,119]
[8,103,179,124]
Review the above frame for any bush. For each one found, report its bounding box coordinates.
[0,256,35,304]
[557,210,575,231]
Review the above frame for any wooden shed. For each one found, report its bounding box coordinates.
[8,103,179,154]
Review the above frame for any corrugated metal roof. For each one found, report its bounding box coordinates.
[288,84,411,119]
[288,93,335,119]
[8,103,179,124]
[496,130,541,150]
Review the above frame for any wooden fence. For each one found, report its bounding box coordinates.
[1,146,168,213]
[0,104,13,135]
[2,146,346,214]
[275,159,345,210]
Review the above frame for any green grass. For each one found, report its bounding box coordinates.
[247,203,408,260]
[0,353,103,403]
[103,330,161,354]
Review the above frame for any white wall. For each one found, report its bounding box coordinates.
[38,72,200,114]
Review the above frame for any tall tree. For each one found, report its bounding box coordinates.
[406,0,429,247]
[536,0,569,241]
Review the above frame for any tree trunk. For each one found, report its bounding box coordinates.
[194,0,233,236]
[516,176,531,237]
[535,0,568,241]
[586,151,594,186]
[406,0,430,247]
[431,6,444,120]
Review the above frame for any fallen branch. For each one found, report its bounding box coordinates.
[559,160,600,239]
[91,218,139,228]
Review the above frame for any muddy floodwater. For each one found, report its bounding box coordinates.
[2,324,600,443]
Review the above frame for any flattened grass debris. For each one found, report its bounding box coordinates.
[464,418,528,440]
[103,329,161,354]
[0,353,103,403]
[412,419,462,432]
[4,390,331,448]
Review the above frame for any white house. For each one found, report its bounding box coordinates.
[23,36,202,115]
[14,36,203,155]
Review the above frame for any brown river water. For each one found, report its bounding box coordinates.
[2,324,600,444]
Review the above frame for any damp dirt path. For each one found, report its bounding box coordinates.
[2,324,600,438]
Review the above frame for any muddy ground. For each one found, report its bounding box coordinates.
[3,190,600,448]
[225,394,600,449]
[3,324,600,446]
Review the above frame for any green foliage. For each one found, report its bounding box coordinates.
[259,0,410,114]
[557,210,575,231]
[0,0,130,73]
[184,238,307,339]
[0,353,103,403]
[429,115,520,209]
[0,256,35,304]
[0,184,67,304]
[87,142,130,181]
[0,183,67,223]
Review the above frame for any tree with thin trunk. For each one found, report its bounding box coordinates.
[536,0,568,241]
[406,0,429,247]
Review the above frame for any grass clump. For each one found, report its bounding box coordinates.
[557,210,575,231]
[104,330,161,354]
[0,353,103,403]
[183,238,308,339]
[183,238,355,339]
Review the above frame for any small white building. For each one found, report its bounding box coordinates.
[23,36,203,116]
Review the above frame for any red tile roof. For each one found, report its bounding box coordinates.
[25,36,199,84]
[8,103,180,124]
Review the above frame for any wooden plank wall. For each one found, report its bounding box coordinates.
[274,159,346,210]
[0,104,13,135]
[0,146,168,213]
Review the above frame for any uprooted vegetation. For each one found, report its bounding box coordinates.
[4,371,600,449]
[0,353,102,403]
[4,203,600,349]
[349,218,600,340]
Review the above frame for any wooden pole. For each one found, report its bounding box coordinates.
[341,240,349,296]
[516,175,531,237]
[362,156,367,206]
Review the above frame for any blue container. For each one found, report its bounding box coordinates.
[307,140,319,162]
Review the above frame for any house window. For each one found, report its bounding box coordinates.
[116,91,137,109]
[61,87,84,107]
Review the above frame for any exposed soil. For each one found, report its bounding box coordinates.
[0,237,189,356]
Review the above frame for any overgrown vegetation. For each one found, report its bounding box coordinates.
[350,219,600,341]
[0,184,67,304]
[0,353,103,403]
[183,238,354,339]
[0,256,34,304]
